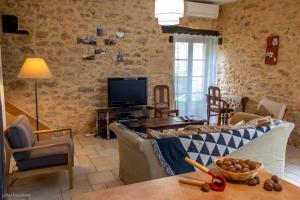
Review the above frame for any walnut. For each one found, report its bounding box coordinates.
[234,164,242,170]
[273,183,283,191]
[247,178,257,186]
[265,179,274,185]
[264,179,275,191]
[216,160,223,166]
[249,162,257,170]
[264,181,273,191]
[242,168,250,172]
[271,175,279,183]
[224,160,233,166]
[201,183,210,192]
[254,176,260,184]
[240,163,249,169]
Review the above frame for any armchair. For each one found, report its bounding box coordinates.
[3,115,74,191]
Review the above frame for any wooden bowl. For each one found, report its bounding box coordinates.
[213,157,263,181]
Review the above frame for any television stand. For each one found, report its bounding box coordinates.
[95,106,150,139]
[115,112,135,120]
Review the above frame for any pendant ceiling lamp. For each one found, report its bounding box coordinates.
[155,0,184,26]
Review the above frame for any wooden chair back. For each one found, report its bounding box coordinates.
[207,86,221,108]
[154,85,170,109]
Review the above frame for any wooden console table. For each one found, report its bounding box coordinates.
[73,170,299,200]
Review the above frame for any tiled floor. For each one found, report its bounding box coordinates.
[8,135,122,200]
[7,135,300,200]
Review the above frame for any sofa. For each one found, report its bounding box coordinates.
[109,112,294,184]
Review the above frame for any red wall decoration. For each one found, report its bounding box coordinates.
[265,36,279,65]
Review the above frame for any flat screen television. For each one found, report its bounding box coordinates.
[108,77,147,107]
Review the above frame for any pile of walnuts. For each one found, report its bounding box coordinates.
[264,175,283,192]
[216,158,257,173]
[247,175,283,192]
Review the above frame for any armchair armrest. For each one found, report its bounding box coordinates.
[11,141,72,153]
[33,128,73,139]
[11,141,74,166]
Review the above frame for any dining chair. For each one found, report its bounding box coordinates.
[154,85,179,118]
[207,86,232,125]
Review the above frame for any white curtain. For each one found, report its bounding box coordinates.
[173,34,218,118]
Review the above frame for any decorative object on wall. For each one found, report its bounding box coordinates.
[104,39,116,45]
[89,36,97,45]
[77,37,88,44]
[155,0,184,25]
[117,51,123,62]
[95,49,107,56]
[96,27,104,36]
[2,15,29,34]
[82,55,96,60]
[77,36,97,45]
[265,36,279,65]
[77,26,123,60]
[116,31,125,39]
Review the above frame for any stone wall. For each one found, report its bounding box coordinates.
[3,0,299,147]
[217,0,300,147]
[0,0,217,134]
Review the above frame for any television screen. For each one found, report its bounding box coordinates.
[108,77,147,107]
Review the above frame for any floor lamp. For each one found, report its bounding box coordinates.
[17,58,52,134]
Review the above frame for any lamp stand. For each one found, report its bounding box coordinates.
[34,80,39,132]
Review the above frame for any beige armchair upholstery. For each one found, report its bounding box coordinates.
[110,116,294,183]
[229,112,262,124]
[258,97,287,120]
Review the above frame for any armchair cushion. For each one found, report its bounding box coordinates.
[16,138,73,171]
[257,98,286,120]
[7,115,35,161]
[255,104,274,117]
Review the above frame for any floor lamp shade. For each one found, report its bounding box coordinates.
[18,58,52,79]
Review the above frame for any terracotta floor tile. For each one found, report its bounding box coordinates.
[112,168,119,177]
[95,164,118,172]
[105,180,122,188]
[76,155,92,165]
[87,171,116,185]
[73,164,97,175]
[91,183,107,191]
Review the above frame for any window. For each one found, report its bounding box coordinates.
[173,35,218,118]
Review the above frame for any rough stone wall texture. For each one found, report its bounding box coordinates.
[217,0,300,147]
[0,0,217,134]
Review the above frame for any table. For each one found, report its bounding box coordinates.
[73,170,300,200]
[138,117,208,137]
